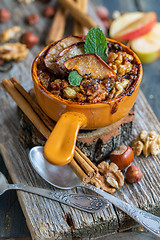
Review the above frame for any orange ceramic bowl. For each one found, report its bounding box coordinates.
[32,38,142,166]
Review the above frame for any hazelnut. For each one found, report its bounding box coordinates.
[26,13,39,25]
[102,20,110,30]
[95,6,109,21]
[110,145,134,170]
[20,32,39,48]
[0,8,11,23]
[0,59,4,66]
[125,166,142,183]
[43,6,55,18]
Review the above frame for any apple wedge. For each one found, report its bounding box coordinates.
[55,42,85,75]
[64,53,116,79]
[44,36,82,75]
[130,23,160,63]
[110,11,157,41]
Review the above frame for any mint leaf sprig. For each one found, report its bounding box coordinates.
[84,27,107,61]
[68,70,82,86]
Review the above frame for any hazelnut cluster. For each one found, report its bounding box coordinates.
[91,161,124,194]
[109,144,143,184]
[0,1,57,60]
[132,130,160,157]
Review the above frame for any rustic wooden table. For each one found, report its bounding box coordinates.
[0,0,160,239]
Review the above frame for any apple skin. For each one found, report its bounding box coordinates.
[130,23,160,63]
[110,12,144,39]
[110,12,157,42]
[133,51,159,64]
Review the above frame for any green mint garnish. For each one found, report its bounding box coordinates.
[84,27,107,61]
[68,70,83,86]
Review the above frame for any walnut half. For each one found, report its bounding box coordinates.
[132,130,160,157]
[90,161,124,194]
[0,26,21,43]
[0,43,29,61]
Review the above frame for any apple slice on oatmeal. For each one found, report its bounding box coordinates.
[55,42,85,76]
[64,53,116,79]
[44,36,83,74]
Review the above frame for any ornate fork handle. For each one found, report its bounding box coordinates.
[84,184,160,237]
[7,184,108,213]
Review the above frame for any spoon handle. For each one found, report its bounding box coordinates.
[8,184,108,213]
[85,184,160,237]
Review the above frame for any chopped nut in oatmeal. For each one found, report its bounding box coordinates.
[0,43,29,61]
[108,52,133,75]
[132,130,160,157]
[91,161,124,193]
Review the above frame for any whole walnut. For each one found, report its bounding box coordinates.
[0,8,11,23]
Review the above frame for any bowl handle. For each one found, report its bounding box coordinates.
[43,112,87,165]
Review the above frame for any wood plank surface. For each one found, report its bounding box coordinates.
[0,0,160,239]
[0,102,118,240]
[1,86,160,239]
[0,154,31,238]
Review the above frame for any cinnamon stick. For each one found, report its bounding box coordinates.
[1,78,98,183]
[10,77,55,131]
[58,0,98,29]
[74,150,95,177]
[75,146,98,173]
[46,7,68,45]
[73,0,88,36]
[1,79,50,140]
[68,158,90,183]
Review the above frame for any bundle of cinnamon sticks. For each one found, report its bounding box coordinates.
[1,78,98,183]
[46,0,98,44]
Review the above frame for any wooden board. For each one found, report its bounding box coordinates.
[0,82,160,239]
[0,0,160,239]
